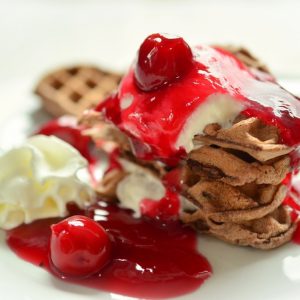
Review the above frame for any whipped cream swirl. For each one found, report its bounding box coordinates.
[0,135,94,229]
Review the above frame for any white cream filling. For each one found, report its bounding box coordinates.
[115,159,198,216]
[116,159,166,216]
[175,94,243,153]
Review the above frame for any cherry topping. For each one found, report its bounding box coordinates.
[134,33,193,91]
[50,215,111,277]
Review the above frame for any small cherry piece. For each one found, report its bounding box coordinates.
[50,215,111,277]
[135,33,193,92]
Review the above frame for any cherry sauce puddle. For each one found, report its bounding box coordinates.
[6,201,211,299]
[5,114,300,299]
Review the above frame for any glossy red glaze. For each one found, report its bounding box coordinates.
[135,33,193,91]
[7,202,211,299]
[50,215,111,277]
[105,149,123,174]
[100,42,300,165]
[163,167,183,193]
[282,172,300,242]
[140,190,180,220]
[36,116,94,163]
[293,224,300,244]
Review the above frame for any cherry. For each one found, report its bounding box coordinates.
[50,215,111,277]
[134,33,193,91]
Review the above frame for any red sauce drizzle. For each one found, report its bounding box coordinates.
[282,172,300,243]
[6,202,211,299]
[36,116,94,163]
[99,46,300,164]
[140,190,180,220]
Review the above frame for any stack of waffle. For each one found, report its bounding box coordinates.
[181,117,296,249]
[81,112,297,249]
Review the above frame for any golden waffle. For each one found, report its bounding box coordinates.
[181,117,297,249]
[35,65,122,117]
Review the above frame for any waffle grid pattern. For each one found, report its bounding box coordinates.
[35,66,122,117]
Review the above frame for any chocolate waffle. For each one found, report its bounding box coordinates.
[181,117,296,249]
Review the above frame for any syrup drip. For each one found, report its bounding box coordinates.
[7,202,211,299]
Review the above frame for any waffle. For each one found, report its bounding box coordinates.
[181,117,297,249]
[182,205,295,250]
[193,118,292,162]
[35,66,122,117]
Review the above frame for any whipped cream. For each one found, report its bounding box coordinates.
[115,158,197,216]
[116,159,166,215]
[0,135,94,229]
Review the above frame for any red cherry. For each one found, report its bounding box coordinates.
[50,215,111,277]
[134,33,193,91]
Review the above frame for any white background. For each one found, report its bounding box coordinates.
[0,0,300,124]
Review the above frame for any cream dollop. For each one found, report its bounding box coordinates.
[0,135,94,229]
[116,159,166,215]
[115,159,198,216]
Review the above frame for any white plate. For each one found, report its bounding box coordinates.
[0,80,300,300]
